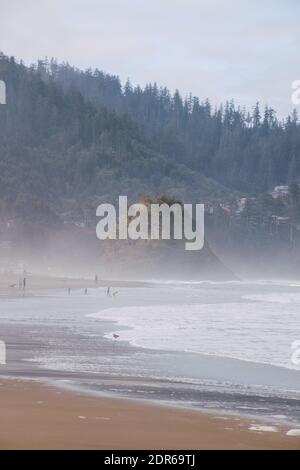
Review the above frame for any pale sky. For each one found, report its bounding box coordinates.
[0,0,299,117]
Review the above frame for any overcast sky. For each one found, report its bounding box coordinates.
[0,0,299,117]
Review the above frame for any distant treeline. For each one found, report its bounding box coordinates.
[47,58,300,192]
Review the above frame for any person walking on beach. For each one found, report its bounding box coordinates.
[107,287,111,297]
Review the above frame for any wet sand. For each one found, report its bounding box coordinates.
[0,379,299,450]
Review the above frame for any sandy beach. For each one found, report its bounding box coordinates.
[0,274,300,450]
[0,379,299,450]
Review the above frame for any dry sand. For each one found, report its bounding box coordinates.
[0,379,299,450]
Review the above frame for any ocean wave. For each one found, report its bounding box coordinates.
[88,302,300,370]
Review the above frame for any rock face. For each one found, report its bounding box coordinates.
[100,238,236,281]
[98,195,236,281]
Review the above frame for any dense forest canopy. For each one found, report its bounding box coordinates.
[0,54,300,228]
[46,57,300,192]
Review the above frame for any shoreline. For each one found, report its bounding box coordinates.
[0,378,299,450]
[0,272,152,293]
[0,276,300,449]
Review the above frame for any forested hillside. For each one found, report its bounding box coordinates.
[0,55,231,229]
[1,54,300,277]
[1,55,300,217]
